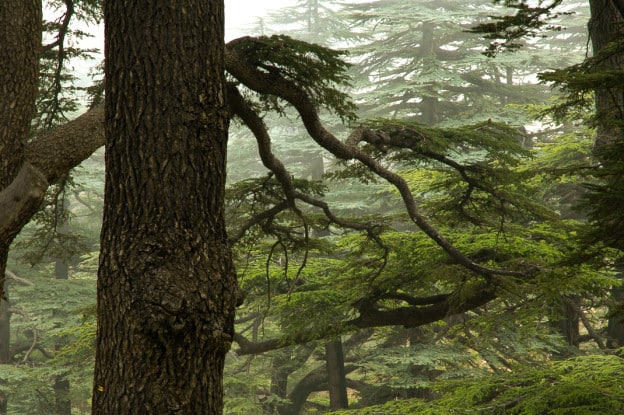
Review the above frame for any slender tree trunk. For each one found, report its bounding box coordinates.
[420,22,439,125]
[607,281,624,348]
[92,1,237,413]
[0,283,9,415]
[556,298,580,351]
[325,339,348,411]
[53,376,71,415]
[54,228,71,415]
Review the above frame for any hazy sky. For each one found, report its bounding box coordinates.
[64,1,293,104]
[72,1,292,49]
[225,0,293,39]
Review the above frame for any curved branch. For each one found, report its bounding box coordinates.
[26,103,105,184]
[0,163,48,241]
[1,104,104,266]
[227,84,297,206]
[227,82,387,241]
[350,283,496,328]
[567,299,606,349]
[225,41,526,279]
[227,201,289,245]
[233,283,496,355]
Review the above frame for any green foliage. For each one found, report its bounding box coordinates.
[332,354,624,414]
[539,39,624,126]
[579,141,624,250]
[2,262,97,414]
[337,0,586,126]
[468,0,568,56]
[37,0,102,128]
[230,34,357,122]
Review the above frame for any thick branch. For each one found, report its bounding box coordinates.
[25,103,105,184]
[0,163,48,241]
[0,104,105,247]
[233,284,496,355]
[225,41,526,278]
[282,364,357,415]
[350,284,496,328]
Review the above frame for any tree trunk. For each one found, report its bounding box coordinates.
[607,283,624,348]
[54,231,71,415]
[587,0,624,348]
[0,283,9,415]
[92,1,237,414]
[53,376,71,415]
[588,0,624,157]
[325,339,348,411]
[556,298,580,352]
[0,2,42,414]
[419,22,439,125]
[0,0,42,289]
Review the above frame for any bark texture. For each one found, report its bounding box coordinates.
[0,0,41,181]
[588,0,624,156]
[0,2,42,413]
[93,1,236,414]
[0,0,42,298]
[588,0,624,348]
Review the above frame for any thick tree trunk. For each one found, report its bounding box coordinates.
[0,0,41,183]
[0,2,42,414]
[0,0,42,293]
[92,1,237,414]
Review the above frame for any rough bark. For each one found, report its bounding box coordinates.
[0,105,105,267]
[0,0,42,299]
[0,2,42,413]
[607,284,624,348]
[588,0,624,156]
[25,103,105,184]
[587,0,624,348]
[0,164,48,242]
[92,1,236,414]
[0,0,41,184]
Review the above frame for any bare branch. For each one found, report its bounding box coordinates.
[4,270,33,286]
